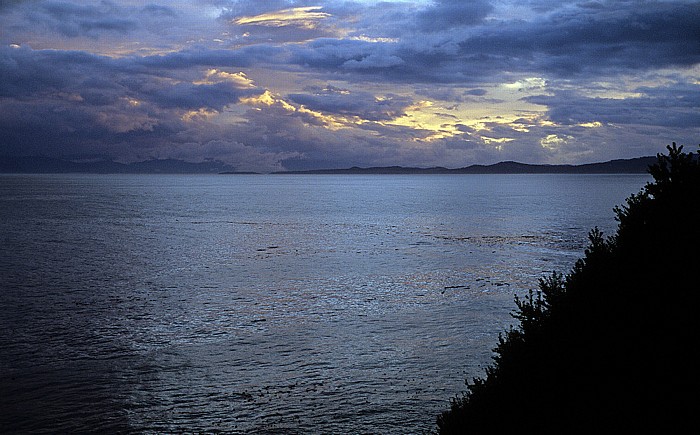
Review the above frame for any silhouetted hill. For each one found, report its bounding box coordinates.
[126,159,236,174]
[436,143,700,434]
[275,165,452,174]
[0,156,237,174]
[1,155,657,174]
[274,156,657,174]
[455,156,657,173]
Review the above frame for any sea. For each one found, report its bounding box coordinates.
[0,173,649,433]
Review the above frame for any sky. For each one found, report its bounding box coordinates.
[1,0,699,171]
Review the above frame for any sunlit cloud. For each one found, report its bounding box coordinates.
[540,134,571,150]
[384,100,463,141]
[348,35,400,43]
[577,121,603,128]
[181,108,219,122]
[234,7,331,30]
[482,136,515,145]
[196,69,256,88]
[241,90,296,110]
[502,78,547,91]
[241,90,348,130]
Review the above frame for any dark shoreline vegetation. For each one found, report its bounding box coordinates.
[436,143,699,434]
[0,155,656,174]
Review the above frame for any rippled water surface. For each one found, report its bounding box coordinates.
[0,173,649,433]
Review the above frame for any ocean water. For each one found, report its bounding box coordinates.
[0,173,649,433]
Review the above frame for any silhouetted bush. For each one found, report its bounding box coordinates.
[437,143,700,434]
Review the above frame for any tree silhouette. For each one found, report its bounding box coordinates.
[437,143,700,434]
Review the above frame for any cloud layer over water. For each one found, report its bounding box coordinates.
[1,0,699,170]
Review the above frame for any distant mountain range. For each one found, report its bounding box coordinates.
[274,156,658,175]
[0,156,240,174]
[0,155,657,174]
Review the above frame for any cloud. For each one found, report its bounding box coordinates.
[465,89,487,96]
[457,1,700,76]
[0,45,111,98]
[233,6,331,29]
[342,53,405,70]
[197,69,256,87]
[142,81,259,110]
[23,1,138,38]
[416,0,493,31]
[502,78,547,91]
[0,45,264,111]
[0,1,699,171]
[223,3,345,44]
[525,81,700,128]
[128,45,276,71]
[141,4,177,18]
[288,86,413,121]
[0,1,195,53]
[0,0,35,12]
[277,1,700,84]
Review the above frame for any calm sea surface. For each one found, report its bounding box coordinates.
[0,173,649,433]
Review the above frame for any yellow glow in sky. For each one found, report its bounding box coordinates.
[196,69,256,88]
[182,108,219,122]
[502,77,547,91]
[241,90,350,130]
[578,121,603,128]
[234,7,331,29]
[540,134,572,150]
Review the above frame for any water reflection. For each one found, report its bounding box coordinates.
[0,174,649,433]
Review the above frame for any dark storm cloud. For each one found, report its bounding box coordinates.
[0,43,263,163]
[144,81,257,110]
[280,1,700,83]
[0,94,165,158]
[0,46,111,97]
[1,45,261,109]
[141,4,177,17]
[0,46,254,110]
[320,1,417,39]
[128,46,277,71]
[1,1,184,46]
[286,36,482,84]
[465,89,487,96]
[416,0,493,31]
[288,86,413,121]
[7,1,698,85]
[457,1,700,76]
[414,87,491,103]
[23,1,138,38]
[288,38,376,70]
[525,82,700,128]
[0,0,34,11]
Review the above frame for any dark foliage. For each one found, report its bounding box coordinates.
[437,143,700,434]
